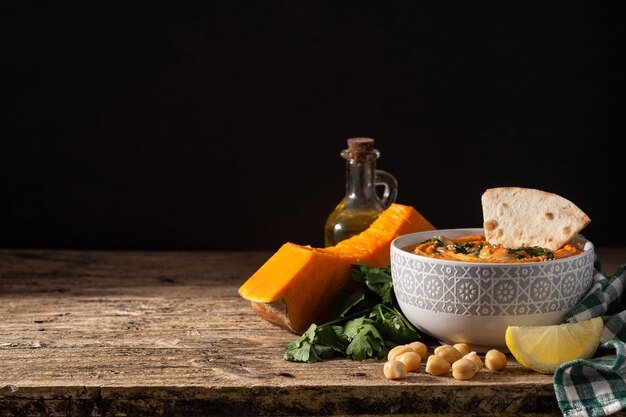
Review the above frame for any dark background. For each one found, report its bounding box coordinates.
[2,2,624,250]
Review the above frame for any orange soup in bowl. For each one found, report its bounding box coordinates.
[410,234,581,263]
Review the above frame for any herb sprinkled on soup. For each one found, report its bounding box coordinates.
[409,234,581,263]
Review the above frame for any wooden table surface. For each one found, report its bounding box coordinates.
[0,248,624,417]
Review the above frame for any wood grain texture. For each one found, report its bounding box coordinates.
[0,248,625,417]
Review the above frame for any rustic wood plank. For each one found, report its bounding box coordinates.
[0,248,625,416]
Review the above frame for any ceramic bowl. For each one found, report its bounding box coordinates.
[390,228,595,351]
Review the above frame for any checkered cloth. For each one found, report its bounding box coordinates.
[554,259,626,417]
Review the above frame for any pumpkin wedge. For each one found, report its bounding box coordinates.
[238,203,435,334]
[242,243,361,333]
[331,203,435,266]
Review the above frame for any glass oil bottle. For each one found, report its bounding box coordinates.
[324,137,398,247]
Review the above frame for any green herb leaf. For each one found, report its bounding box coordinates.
[344,318,385,361]
[476,241,484,255]
[315,324,350,352]
[330,290,366,319]
[284,324,323,363]
[370,305,420,346]
[507,246,554,260]
[284,324,349,363]
[453,241,475,254]
[421,237,443,245]
[284,262,422,363]
[351,262,394,304]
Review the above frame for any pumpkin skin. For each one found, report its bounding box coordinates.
[238,204,435,334]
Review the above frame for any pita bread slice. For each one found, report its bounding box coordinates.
[481,187,590,252]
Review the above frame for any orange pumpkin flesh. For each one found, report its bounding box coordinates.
[241,243,360,333]
[238,204,435,334]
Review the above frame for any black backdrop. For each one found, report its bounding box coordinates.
[2,2,624,250]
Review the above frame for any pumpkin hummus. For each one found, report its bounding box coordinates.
[410,234,581,263]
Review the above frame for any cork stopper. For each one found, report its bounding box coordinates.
[347,137,375,152]
[343,137,379,162]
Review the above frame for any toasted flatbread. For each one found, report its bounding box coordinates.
[481,187,590,251]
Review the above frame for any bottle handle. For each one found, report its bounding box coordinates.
[375,169,398,209]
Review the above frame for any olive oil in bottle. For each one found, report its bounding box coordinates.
[324,138,398,247]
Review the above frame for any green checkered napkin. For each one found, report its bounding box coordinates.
[554,260,626,417]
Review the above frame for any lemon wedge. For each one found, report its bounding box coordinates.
[505,317,604,374]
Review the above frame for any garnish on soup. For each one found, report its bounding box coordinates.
[410,187,590,262]
[410,234,580,263]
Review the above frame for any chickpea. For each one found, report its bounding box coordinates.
[387,345,413,361]
[396,351,422,372]
[453,343,470,356]
[463,351,483,371]
[485,349,507,371]
[434,345,463,364]
[408,341,428,358]
[384,360,408,380]
[452,358,477,380]
[425,354,451,376]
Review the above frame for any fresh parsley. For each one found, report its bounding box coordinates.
[351,263,394,304]
[284,263,420,363]
[453,241,486,256]
[283,324,348,363]
[507,246,554,260]
[421,237,443,246]
[453,241,474,254]
[344,317,385,361]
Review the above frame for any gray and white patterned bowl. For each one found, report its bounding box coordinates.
[391,228,594,350]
